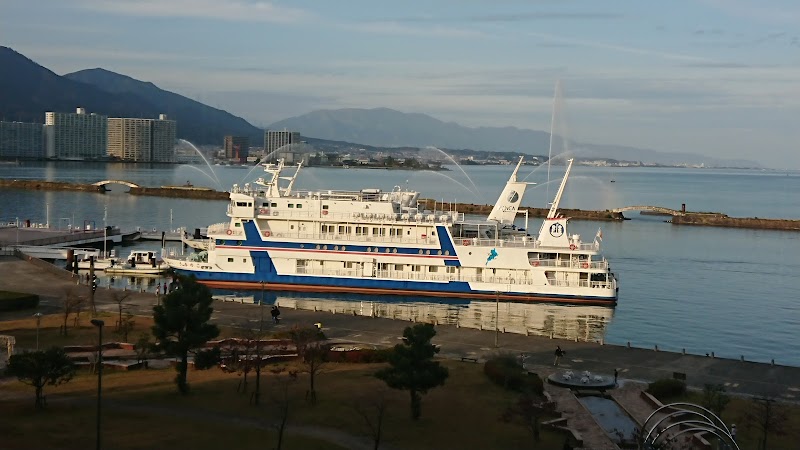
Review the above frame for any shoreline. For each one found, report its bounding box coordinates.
[1,178,799,231]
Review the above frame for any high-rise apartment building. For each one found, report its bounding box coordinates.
[0,121,44,159]
[44,108,107,159]
[107,114,176,162]
[223,136,250,162]
[264,130,300,160]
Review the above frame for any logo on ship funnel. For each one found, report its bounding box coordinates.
[549,223,564,237]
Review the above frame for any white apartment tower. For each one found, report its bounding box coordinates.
[264,130,301,158]
[44,108,108,159]
[107,114,176,162]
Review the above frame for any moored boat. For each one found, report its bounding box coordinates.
[78,250,170,275]
[165,158,618,305]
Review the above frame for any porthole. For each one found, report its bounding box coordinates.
[368,247,372,252]
[418,250,423,254]
[393,248,398,253]
[316,244,321,250]
[444,250,450,256]
[425,250,431,255]
[437,250,442,255]
[323,245,328,250]
[342,246,346,251]
[334,246,339,251]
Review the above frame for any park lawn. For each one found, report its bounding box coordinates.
[657,390,800,449]
[2,360,572,450]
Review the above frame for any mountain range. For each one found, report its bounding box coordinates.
[0,46,759,167]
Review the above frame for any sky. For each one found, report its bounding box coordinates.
[2,0,800,169]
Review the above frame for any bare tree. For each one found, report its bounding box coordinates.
[745,396,789,450]
[290,325,327,405]
[354,389,391,450]
[111,291,131,331]
[118,312,135,342]
[269,371,295,450]
[60,289,85,336]
[135,333,153,368]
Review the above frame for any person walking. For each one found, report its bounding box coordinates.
[270,305,281,324]
[554,345,565,366]
[614,368,619,386]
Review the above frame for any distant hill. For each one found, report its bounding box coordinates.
[269,107,552,153]
[270,107,760,168]
[65,68,263,145]
[0,46,157,123]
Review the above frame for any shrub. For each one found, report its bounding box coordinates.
[0,291,40,311]
[327,347,392,363]
[484,355,543,395]
[646,378,686,400]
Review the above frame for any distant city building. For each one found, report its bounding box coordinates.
[223,135,250,162]
[0,121,44,159]
[44,108,108,160]
[264,130,300,161]
[107,114,176,162]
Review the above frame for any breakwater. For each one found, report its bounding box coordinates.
[2,179,799,231]
[0,179,104,193]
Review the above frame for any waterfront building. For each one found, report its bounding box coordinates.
[0,121,44,159]
[223,135,250,162]
[44,108,108,160]
[107,114,176,162]
[264,130,300,161]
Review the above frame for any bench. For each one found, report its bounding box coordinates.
[460,357,479,363]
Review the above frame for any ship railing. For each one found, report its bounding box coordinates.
[528,259,608,269]
[460,237,599,252]
[267,232,439,245]
[207,222,244,236]
[254,209,460,224]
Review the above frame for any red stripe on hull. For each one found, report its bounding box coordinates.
[197,280,617,306]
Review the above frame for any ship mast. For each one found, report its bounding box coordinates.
[546,158,573,219]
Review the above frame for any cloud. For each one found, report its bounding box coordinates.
[346,21,486,39]
[390,12,623,22]
[74,0,312,24]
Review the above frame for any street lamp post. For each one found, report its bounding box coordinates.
[90,319,105,450]
[34,312,43,350]
[495,291,500,348]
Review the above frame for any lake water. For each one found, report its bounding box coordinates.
[1,162,798,366]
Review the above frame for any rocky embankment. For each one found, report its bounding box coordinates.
[671,213,800,231]
[0,179,104,192]
[418,199,624,221]
[129,186,230,200]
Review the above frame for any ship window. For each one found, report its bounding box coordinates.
[262,203,269,207]
[322,205,329,210]
[444,250,450,256]
[446,266,456,274]
[428,266,438,273]
[227,257,234,262]
[235,222,241,227]
[395,264,403,270]
[384,248,390,253]
[243,258,246,263]
[236,202,248,207]
[296,204,302,208]
[431,231,436,236]
[411,265,421,272]
[345,262,354,268]
[341,246,346,251]
[271,203,277,207]
[288,204,294,208]
[290,225,295,230]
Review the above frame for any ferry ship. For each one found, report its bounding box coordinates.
[165,157,618,305]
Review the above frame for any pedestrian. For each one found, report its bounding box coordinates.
[730,424,736,442]
[554,345,565,366]
[614,368,619,386]
[163,281,168,294]
[156,283,161,296]
[271,305,281,324]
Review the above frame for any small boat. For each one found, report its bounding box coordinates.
[16,246,100,260]
[77,250,170,275]
[181,235,210,250]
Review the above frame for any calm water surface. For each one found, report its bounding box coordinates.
[1,162,798,365]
